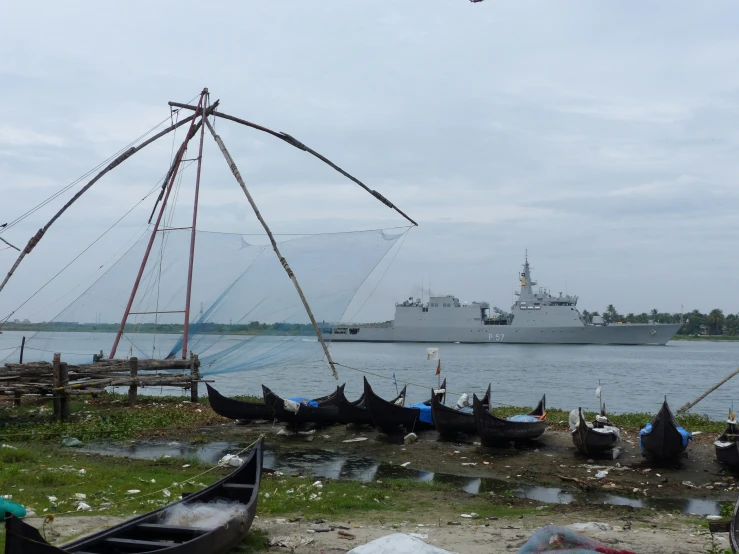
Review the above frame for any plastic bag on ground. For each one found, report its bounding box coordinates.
[517,525,635,553]
[348,533,453,553]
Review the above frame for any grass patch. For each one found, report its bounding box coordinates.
[0,401,226,442]
[236,529,270,552]
[489,405,725,433]
[257,473,537,523]
[0,444,229,519]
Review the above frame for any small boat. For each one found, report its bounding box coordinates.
[363,377,446,434]
[262,384,344,426]
[571,406,620,455]
[730,493,739,552]
[337,384,407,426]
[432,385,490,438]
[639,398,692,460]
[206,383,272,421]
[473,391,546,446]
[5,438,263,554]
[714,412,739,468]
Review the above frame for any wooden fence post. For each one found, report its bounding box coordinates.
[52,353,61,420]
[13,390,21,407]
[60,361,70,421]
[190,353,199,403]
[128,357,138,407]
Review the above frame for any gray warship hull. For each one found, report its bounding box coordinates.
[330,256,681,346]
[330,322,680,345]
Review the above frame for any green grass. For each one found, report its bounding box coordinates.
[0,444,230,519]
[257,473,537,523]
[489,405,725,433]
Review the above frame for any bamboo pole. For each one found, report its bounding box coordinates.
[190,353,199,403]
[170,101,418,227]
[128,357,138,407]
[52,353,61,420]
[0,110,209,300]
[676,367,739,414]
[205,118,339,380]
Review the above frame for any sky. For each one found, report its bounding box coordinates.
[1,1,739,325]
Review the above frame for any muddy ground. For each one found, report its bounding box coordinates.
[192,419,739,503]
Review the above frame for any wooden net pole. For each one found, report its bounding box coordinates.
[205,118,339,379]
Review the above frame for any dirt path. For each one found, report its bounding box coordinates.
[255,510,716,553]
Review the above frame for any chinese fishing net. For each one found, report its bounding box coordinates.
[2,226,408,375]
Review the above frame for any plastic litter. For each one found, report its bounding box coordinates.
[0,499,26,521]
[400,461,411,467]
[594,471,608,479]
[517,525,635,553]
[62,437,83,447]
[348,533,453,553]
[218,454,244,467]
[127,490,141,494]
[164,500,247,529]
[76,502,91,511]
[404,433,418,445]
[73,493,87,500]
[270,535,315,548]
[343,437,368,443]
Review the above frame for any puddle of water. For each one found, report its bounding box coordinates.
[80,442,724,515]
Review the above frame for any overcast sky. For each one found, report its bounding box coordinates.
[1,1,739,324]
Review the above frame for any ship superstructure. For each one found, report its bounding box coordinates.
[330,256,680,345]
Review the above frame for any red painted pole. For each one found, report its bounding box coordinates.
[109,93,205,359]
[181,89,209,359]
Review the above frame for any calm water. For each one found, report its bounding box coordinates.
[80,441,724,515]
[2,331,738,419]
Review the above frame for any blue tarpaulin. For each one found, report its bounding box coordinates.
[639,422,692,449]
[410,402,433,424]
[507,414,539,423]
[288,397,319,408]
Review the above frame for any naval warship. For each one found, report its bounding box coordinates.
[330,257,680,345]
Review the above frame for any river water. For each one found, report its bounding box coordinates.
[1,331,738,419]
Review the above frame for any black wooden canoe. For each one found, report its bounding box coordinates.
[363,377,440,434]
[473,392,546,446]
[571,406,620,455]
[730,492,739,552]
[639,398,691,460]
[337,385,407,426]
[5,438,263,554]
[715,420,739,468]
[206,383,271,421]
[262,384,343,426]
[432,384,490,439]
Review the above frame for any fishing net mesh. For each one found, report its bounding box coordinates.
[2,227,408,374]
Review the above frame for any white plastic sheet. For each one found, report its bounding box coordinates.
[348,533,453,554]
[164,500,246,529]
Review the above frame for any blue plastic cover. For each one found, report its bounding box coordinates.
[507,414,539,423]
[458,407,473,414]
[639,422,693,449]
[288,397,319,408]
[410,402,434,424]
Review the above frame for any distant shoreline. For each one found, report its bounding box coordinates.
[2,324,737,342]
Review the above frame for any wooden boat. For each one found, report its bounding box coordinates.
[206,383,272,421]
[4,438,263,554]
[714,413,739,468]
[262,384,344,426]
[639,398,692,460]
[571,406,620,455]
[473,391,546,446]
[337,385,407,426]
[730,492,739,552]
[432,384,490,438]
[363,377,445,434]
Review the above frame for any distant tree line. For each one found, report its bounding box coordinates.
[581,306,736,336]
[0,320,325,336]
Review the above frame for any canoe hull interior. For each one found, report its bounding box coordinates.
[5,438,264,554]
